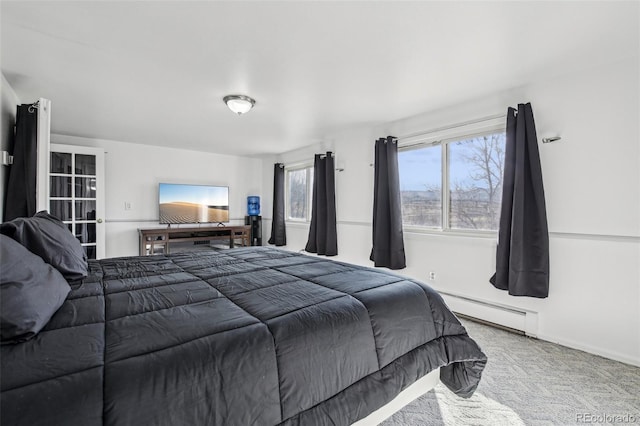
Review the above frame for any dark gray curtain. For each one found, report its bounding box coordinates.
[370,136,406,270]
[5,104,38,221]
[268,163,286,246]
[490,103,549,298]
[305,152,337,256]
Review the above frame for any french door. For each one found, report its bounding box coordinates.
[48,144,105,259]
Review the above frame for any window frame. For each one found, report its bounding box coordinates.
[398,126,506,236]
[285,163,314,223]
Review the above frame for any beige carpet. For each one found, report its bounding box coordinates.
[382,319,640,426]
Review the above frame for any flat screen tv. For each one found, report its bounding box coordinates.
[159,183,229,224]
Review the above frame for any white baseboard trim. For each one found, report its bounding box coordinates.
[436,291,639,367]
[535,333,640,368]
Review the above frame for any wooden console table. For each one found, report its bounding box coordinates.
[139,225,251,256]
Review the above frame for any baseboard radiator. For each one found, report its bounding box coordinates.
[438,291,539,337]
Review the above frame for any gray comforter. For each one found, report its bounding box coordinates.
[1,247,487,425]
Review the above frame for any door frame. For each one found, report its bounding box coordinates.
[36,98,52,212]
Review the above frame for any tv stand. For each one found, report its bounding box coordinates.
[139,225,251,256]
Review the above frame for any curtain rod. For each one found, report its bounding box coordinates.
[396,112,507,142]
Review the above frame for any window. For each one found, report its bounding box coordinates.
[286,165,314,221]
[398,144,442,228]
[398,131,506,232]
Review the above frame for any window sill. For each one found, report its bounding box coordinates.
[282,219,497,238]
[403,226,497,240]
[285,220,311,227]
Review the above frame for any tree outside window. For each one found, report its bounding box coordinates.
[286,166,314,221]
[398,131,505,231]
[449,133,505,230]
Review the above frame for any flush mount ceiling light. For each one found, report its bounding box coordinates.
[223,95,256,115]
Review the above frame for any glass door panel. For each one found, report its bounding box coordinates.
[83,246,96,260]
[75,200,96,220]
[49,145,104,259]
[50,200,73,221]
[75,223,96,244]
[50,176,72,197]
[50,152,72,174]
[75,177,96,198]
[75,154,96,175]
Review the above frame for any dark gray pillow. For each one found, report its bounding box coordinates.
[1,235,71,344]
[0,211,88,280]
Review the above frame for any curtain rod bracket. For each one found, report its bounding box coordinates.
[542,136,561,143]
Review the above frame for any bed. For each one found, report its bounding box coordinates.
[1,217,487,426]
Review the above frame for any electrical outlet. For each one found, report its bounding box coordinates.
[428,271,436,281]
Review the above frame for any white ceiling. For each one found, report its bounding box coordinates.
[1,1,638,157]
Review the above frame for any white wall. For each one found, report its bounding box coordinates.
[52,134,263,258]
[261,56,640,366]
[1,73,20,222]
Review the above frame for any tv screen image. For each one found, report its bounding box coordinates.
[159,183,229,224]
